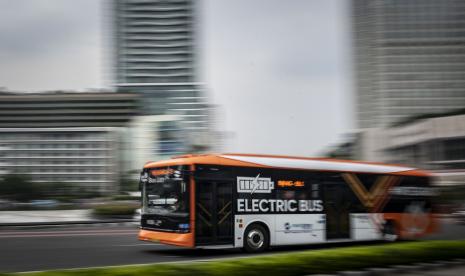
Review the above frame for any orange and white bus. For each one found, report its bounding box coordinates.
[138,154,438,252]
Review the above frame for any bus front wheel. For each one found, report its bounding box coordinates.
[243,224,269,253]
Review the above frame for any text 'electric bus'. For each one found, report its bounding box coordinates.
[138,154,437,252]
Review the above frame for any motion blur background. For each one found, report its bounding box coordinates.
[0,0,464,218]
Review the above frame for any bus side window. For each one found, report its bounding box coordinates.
[273,171,323,201]
[275,184,310,200]
[324,173,366,213]
[311,183,320,199]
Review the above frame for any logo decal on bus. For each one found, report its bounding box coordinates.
[341,173,401,211]
[284,222,313,234]
[237,174,274,194]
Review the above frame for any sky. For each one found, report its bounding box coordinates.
[0,0,354,157]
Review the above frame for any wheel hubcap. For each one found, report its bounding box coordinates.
[383,225,398,241]
[384,233,398,241]
[247,229,264,249]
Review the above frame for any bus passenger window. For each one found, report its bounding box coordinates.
[311,183,320,198]
[276,189,309,200]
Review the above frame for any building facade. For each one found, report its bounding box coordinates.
[124,115,185,172]
[0,92,138,128]
[352,0,465,128]
[0,91,138,194]
[0,128,120,194]
[110,0,209,132]
[356,113,465,186]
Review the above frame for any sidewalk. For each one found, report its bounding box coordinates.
[0,210,136,226]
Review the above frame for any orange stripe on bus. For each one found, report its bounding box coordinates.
[144,154,431,177]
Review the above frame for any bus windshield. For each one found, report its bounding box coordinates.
[143,178,188,216]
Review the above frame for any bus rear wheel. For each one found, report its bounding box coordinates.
[382,221,398,242]
[243,224,269,253]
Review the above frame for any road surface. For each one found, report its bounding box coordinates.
[397,266,465,276]
[0,219,463,273]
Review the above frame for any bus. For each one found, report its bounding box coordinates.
[138,153,438,252]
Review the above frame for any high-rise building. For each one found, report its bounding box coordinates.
[352,0,465,129]
[110,0,209,133]
[125,114,186,171]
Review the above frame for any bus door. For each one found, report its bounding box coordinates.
[324,181,351,240]
[195,181,233,245]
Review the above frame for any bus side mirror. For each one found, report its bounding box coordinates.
[139,171,148,191]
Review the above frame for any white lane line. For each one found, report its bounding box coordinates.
[0,232,136,238]
[0,229,137,235]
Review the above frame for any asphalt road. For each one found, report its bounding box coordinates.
[0,219,464,273]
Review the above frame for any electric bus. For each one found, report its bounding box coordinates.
[138,153,437,252]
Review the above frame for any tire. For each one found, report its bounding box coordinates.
[382,221,398,242]
[243,224,269,253]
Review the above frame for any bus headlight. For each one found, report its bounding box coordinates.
[178,223,190,230]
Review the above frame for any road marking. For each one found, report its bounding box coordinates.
[0,232,136,238]
[0,229,137,235]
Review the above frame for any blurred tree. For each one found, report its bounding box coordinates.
[37,182,78,200]
[76,187,101,198]
[0,175,104,202]
[120,171,140,192]
[0,174,39,201]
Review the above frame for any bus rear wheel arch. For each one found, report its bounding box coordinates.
[243,223,270,253]
[382,220,399,242]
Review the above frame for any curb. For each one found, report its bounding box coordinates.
[330,258,465,276]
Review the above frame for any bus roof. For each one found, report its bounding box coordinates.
[143,153,432,177]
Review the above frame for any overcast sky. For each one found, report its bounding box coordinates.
[0,0,354,156]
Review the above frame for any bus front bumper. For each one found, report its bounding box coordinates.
[138,229,194,248]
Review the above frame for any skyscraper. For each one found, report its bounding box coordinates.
[110,0,208,132]
[352,0,465,129]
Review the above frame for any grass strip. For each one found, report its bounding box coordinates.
[9,240,465,276]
